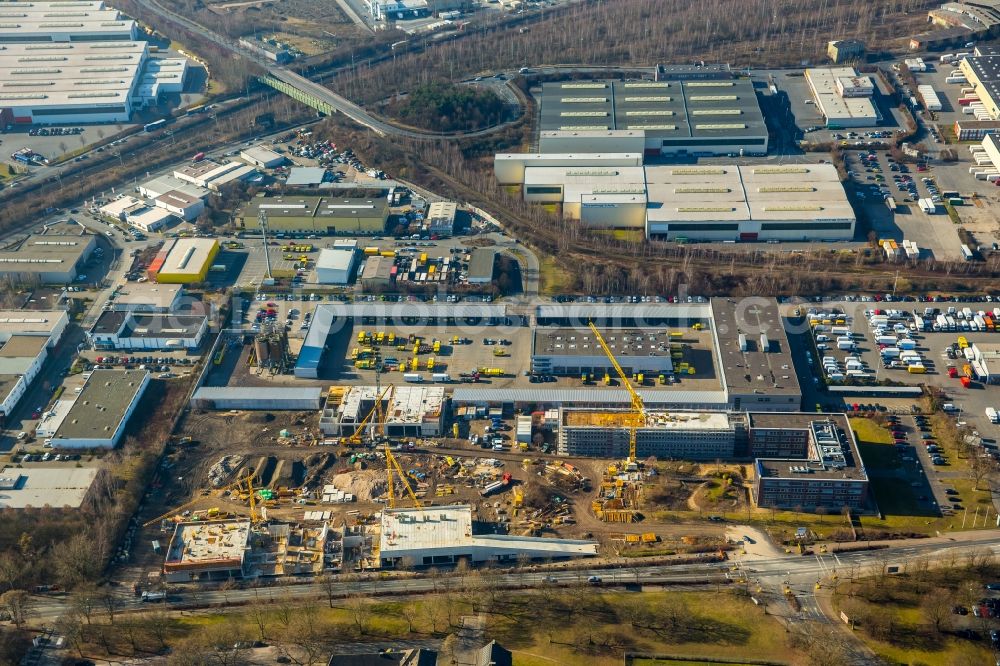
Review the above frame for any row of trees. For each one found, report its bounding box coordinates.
[331,0,935,105]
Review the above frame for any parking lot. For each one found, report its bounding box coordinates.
[843,149,966,260]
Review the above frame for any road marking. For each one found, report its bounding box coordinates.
[833,553,842,565]
[814,554,828,573]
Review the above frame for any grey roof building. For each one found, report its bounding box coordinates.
[0,234,96,284]
[51,369,150,449]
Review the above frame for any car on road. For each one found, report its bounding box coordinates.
[587,576,602,584]
[986,583,1000,591]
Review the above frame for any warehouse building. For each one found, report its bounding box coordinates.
[960,55,1000,119]
[0,41,150,125]
[173,161,256,192]
[236,196,389,235]
[379,505,597,568]
[189,386,323,410]
[752,415,869,511]
[712,297,801,413]
[0,233,96,283]
[647,164,855,242]
[0,1,139,42]
[558,409,737,459]
[827,39,866,64]
[467,248,496,284]
[0,311,67,421]
[108,283,183,313]
[154,190,204,222]
[240,146,285,168]
[537,78,768,157]
[954,118,1000,140]
[138,174,208,202]
[316,246,358,285]
[804,68,880,127]
[537,77,767,156]
[532,327,676,377]
[494,152,643,185]
[100,195,175,232]
[505,162,855,241]
[424,201,457,237]
[359,255,394,290]
[320,385,446,437]
[0,466,99,509]
[149,238,219,284]
[49,368,149,449]
[87,310,207,350]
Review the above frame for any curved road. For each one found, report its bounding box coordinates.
[141,0,522,140]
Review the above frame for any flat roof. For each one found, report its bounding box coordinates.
[711,297,800,396]
[0,310,65,337]
[361,255,393,280]
[539,78,766,139]
[139,174,208,200]
[468,248,496,280]
[755,414,868,481]
[563,409,731,430]
[0,374,22,403]
[0,41,144,110]
[164,520,251,570]
[534,327,675,358]
[240,196,388,220]
[317,247,356,272]
[0,334,47,359]
[0,234,91,272]
[964,55,1000,107]
[427,201,457,221]
[285,167,327,186]
[54,369,147,441]
[0,2,136,40]
[805,68,878,123]
[241,146,283,164]
[380,505,598,556]
[111,282,182,309]
[91,310,204,337]
[161,238,218,276]
[0,466,98,509]
[156,190,201,207]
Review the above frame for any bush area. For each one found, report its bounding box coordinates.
[384,83,507,133]
[834,556,1000,665]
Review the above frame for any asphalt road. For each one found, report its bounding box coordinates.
[24,530,1000,624]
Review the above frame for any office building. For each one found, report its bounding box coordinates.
[173,161,256,192]
[88,310,207,350]
[804,68,879,127]
[752,414,869,510]
[154,191,204,222]
[558,409,737,459]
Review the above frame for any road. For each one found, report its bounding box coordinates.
[138,0,522,141]
[24,530,1000,624]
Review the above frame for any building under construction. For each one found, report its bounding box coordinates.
[250,324,291,373]
[558,408,738,460]
[319,385,446,438]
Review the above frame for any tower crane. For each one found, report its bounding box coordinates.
[588,321,646,467]
[142,470,259,527]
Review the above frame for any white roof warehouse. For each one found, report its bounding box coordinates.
[0,41,186,124]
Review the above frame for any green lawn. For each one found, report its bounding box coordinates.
[538,256,574,295]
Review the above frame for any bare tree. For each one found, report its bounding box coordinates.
[0,590,29,629]
[922,588,953,634]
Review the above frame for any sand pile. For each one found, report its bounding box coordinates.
[331,471,386,502]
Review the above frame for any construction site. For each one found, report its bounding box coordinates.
[130,299,812,583]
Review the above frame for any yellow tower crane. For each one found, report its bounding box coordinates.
[588,320,646,467]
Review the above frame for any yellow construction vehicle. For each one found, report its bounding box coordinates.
[142,471,259,527]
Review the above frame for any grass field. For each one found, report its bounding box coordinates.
[538,255,574,295]
[163,589,802,666]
